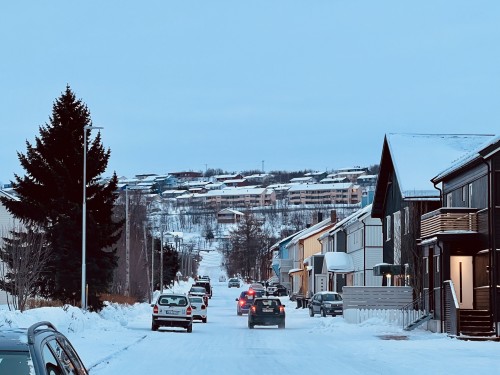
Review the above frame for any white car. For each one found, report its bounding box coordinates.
[189,296,208,323]
[151,293,193,332]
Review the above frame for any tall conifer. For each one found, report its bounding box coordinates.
[1,86,122,309]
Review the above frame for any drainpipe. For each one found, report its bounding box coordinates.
[435,241,444,333]
[479,157,495,333]
[362,218,367,286]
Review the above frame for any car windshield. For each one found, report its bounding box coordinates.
[323,294,342,302]
[158,296,188,306]
[189,297,203,304]
[229,278,238,282]
[0,352,32,374]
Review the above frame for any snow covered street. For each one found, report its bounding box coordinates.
[2,250,500,374]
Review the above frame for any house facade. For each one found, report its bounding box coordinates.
[288,183,361,205]
[371,134,492,289]
[317,205,382,292]
[418,136,500,337]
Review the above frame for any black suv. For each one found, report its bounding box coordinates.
[248,297,286,329]
[309,291,343,317]
[0,321,88,374]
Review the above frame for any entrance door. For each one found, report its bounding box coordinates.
[450,256,473,309]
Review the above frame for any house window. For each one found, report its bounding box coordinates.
[462,186,467,203]
[425,257,429,274]
[468,184,473,208]
[386,215,392,241]
[435,255,440,273]
[446,193,452,207]
[404,207,410,235]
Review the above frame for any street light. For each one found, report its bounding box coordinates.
[82,125,103,310]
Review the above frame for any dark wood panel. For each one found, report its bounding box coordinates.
[475,287,490,310]
[443,163,488,192]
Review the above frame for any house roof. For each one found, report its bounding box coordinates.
[432,135,500,182]
[372,133,494,217]
[286,218,334,248]
[319,204,373,240]
[218,208,244,215]
[288,183,352,192]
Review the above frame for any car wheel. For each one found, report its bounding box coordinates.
[321,308,326,317]
[248,322,254,329]
[187,325,193,333]
[202,317,207,323]
[278,322,285,329]
[309,307,314,317]
[151,322,159,331]
[237,311,242,316]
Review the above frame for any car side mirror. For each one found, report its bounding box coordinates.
[235,298,239,301]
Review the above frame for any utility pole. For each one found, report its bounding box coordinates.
[160,226,164,293]
[125,188,130,296]
[262,160,264,173]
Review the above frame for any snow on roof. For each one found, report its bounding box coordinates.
[324,252,354,273]
[433,135,499,182]
[286,218,333,247]
[205,187,266,196]
[288,183,352,192]
[290,177,314,182]
[386,133,495,199]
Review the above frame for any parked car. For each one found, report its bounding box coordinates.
[249,283,266,294]
[189,285,209,306]
[248,297,286,329]
[236,289,264,315]
[151,293,193,333]
[189,296,208,323]
[266,283,288,297]
[309,291,343,317]
[228,278,241,288]
[194,280,213,298]
[0,321,88,374]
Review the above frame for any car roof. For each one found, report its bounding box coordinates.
[0,329,29,352]
[317,291,339,294]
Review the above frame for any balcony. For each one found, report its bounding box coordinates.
[420,208,479,239]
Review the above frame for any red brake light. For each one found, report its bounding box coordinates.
[279,306,285,313]
[186,306,192,315]
[239,300,245,306]
[153,305,159,314]
[250,306,256,313]
[248,290,254,295]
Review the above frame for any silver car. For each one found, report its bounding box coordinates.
[151,294,193,332]
[309,291,343,317]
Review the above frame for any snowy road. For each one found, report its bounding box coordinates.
[8,249,496,374]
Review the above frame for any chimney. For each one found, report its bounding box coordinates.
[330,210,337,223]
[317,212,323,222]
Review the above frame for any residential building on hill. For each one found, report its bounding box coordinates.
[288,183,361,205]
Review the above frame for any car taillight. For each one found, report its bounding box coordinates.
[279,306,285,313]
[239,300,245,306]
[186,306,192,315]
[250,306,256,314]
[201,305,206,310]
[153,305,159,314]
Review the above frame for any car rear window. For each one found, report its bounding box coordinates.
[190,287,206,293]
[0,352,32,374]
[189,297,203,304]
[255,299,280,308]
[158,296,188,306]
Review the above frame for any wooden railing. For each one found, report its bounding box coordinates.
[420,208,478,239]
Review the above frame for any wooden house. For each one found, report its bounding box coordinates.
[418,135,500,338]
[371,134,493,290]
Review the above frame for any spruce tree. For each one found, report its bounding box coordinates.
[0,86,122,309]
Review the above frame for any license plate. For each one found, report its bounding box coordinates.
[164,310,179,315]
[263,308,273,313]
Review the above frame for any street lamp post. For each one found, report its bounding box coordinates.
[81,125,103,310]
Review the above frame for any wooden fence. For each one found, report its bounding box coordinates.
[342,286,414,324]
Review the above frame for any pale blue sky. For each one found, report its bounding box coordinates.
[1,1,499,184]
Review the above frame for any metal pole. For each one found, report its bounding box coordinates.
[81,128,87,310]
[81,125,103,311]
[160,226,164,293]
[125,187,130,296]
[151,225,154,301]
